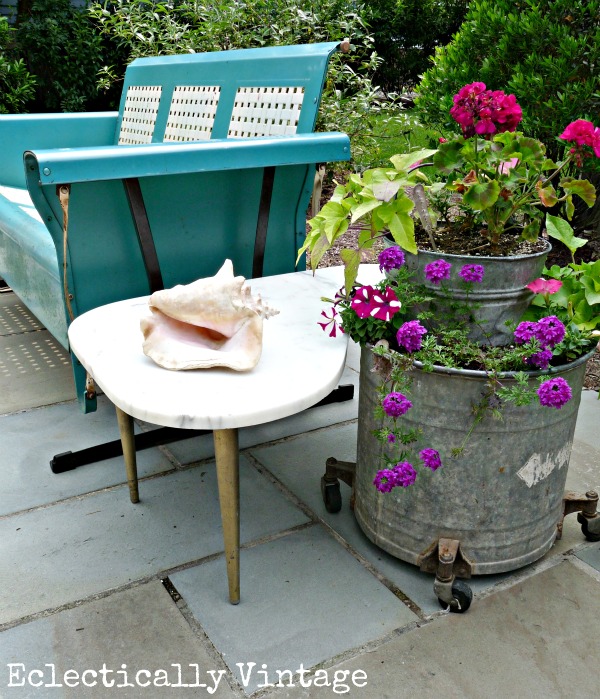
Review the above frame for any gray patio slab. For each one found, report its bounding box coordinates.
[267,560,600,698]
[249,415,600,614]
[0,580,237,698]
[0,459,309,625]
[170,525,417,694]
[0,396,174,515]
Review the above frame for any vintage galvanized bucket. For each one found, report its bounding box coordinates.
[403,244,550,346]
[354,345,593,575]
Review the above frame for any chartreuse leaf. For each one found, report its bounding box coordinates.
[350,199,381,223]
[545,214,588,256]
[388,212,417,253]
[560,177,597,207]
[463,180,501,210]
[340,248,361,294]
[371,179,402,203]
[390,148,437,172]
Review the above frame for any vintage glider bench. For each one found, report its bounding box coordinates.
[0,41,352,468]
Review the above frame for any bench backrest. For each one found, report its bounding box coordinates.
[26,43,344,322]
[116,43,331,144]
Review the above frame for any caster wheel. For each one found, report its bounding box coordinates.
[438,580,473,613]
[578,514,600,542]
[321,477,342,513]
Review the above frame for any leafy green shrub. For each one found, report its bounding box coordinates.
[14,0,122,111]
[366,0,468,92]
[0,17,36,113]
[415,0,600,159]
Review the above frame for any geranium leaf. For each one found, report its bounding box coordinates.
[560,177,597,207]
[432,139,465,173]
[535,181,558,207]
[463,180,501,211]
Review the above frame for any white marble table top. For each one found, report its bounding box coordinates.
[68,264,383,430]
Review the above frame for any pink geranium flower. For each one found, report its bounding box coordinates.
[560,120,596,147]
[526,278,563,295]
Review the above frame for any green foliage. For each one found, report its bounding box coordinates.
[14,0,121,111]
[366,0,468,92]
[0,17,36,113]
[529,260,600,332]
[415,0,600,161]
[89,0,385,163]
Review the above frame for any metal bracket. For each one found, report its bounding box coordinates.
[51,383,355,473]
[558,490,600,540]
[418,537,473,580]
[323,456,356,509]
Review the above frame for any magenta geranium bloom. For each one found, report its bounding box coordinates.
[450,82,522,138]
[350,285,401,321]
[526,278,563,295]
[560,119,596,147]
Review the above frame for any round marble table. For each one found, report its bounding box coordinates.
[68,264,381,603]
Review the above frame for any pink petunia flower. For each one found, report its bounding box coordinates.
[350,285,401,321]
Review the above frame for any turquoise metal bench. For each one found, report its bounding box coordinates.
[0,42,350,413]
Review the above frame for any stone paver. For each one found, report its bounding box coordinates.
[0,581,237,698]
[171,525,417,694]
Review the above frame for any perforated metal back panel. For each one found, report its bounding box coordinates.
[164,86,221,142]
[118,85,163,145]
[228,86,305,137]
[0,297,72,376]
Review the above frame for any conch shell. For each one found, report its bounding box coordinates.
[140,260,278,371]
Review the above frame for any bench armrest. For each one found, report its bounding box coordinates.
[0,113,118,188]
[25,133,350,186]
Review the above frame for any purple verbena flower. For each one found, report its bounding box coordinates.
[378,246,406,273]
[317,306,344,337]
[537,377,572,409]
[373,469,397,493]
[424,259,452,284]
[535,316,566,348]
[387,433,397,444]
[393,461,417,487]
[419,448,442,471]
[526,348,553,370]
[514,321,538,345]
[382,391,413,417]
[396,320,428,353]
[458,263,485,283]
[350,285,402,321]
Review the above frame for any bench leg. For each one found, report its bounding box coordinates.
[213,428,240,605]
[115,406,140,504]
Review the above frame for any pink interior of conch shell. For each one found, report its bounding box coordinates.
[140,260,278,371]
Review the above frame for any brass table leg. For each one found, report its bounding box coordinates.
[115,406,139,504]
[213,428,240,605]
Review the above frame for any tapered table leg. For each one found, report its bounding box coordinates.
[213,428,240,605]
[115,406,139,504]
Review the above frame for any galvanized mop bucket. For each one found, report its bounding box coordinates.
[403,244,550,346]
[354,346,593,575]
